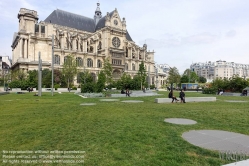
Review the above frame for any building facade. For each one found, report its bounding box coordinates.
[190,60,249,82]
[11,3,155,85]
[0,56,11,78]
[154,64,171,88]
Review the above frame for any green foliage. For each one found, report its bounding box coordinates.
[11,69,27,81]
[211,75,248,92]
[137,61,147,89]
[8,80,28,90]
[54,84,60,90]
[42,69,52,88]
[27,70,38,88]
[81,71,96,93]
[180,75,189,83]
[150,84,155,89]
[202,86,218,94]
[96,71,106,93]
[199,76,207,83]
[190,72,199,83]
[62,55,78,88]
[116,73,132,90]
[103,58,113,86]
[182,69,199,83]
[167,67,181,85]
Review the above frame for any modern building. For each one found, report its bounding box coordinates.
[190,60,249,82]
[11,3,155,85]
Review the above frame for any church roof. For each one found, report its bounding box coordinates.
[44,9,96,32]
[44,9,133,41]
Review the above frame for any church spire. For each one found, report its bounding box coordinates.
[94,2,102,25]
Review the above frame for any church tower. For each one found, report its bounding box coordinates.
[94,2,102,25]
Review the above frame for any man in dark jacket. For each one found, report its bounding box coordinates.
[169,90,179,103]
[179,89,186,103]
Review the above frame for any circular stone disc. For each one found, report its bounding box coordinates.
[80,103,96,106]
[121,100,144,103]
[225,100,248,103]
[182,130,249,155]
[99,99,120,102]
[164,118,197,125]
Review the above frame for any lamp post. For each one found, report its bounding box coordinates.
[51,34,54,96]
[3,66,9,91]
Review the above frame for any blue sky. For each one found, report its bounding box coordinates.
[1,0,249,73]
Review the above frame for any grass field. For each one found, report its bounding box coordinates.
[0,91,249,166]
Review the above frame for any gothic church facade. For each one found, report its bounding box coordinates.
[11,3,155,85]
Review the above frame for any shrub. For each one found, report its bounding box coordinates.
[54,84,60,90]
[150,84,155,89]
[202,86,217,94]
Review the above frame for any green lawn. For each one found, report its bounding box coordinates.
[0,91,249,166]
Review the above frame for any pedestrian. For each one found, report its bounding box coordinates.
[168,90,179,103]
[126,88,130,97]
[179,89,186,103]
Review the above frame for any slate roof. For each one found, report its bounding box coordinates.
[44,9,96,33]
[44,9,133,41]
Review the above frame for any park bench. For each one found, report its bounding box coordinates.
[155,97,216,103]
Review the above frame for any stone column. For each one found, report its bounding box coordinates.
[83,40,87,53]
[72,37,76,51]
[19,38,23,58]
[24,39,27,59]
[95,41,98,55]
[78,39,80,51]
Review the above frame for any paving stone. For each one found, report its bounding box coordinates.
[164,118,197,125]
[80,103,96,106]
[182,130,249,155]
[121,100,144,103]
[99,99,120,101]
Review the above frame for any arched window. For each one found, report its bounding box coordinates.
[125,63,128,70]
[87,58,93,67]
[54,55,60,65]
[64,56,70,65]
[76,57,83,67]
[97,60,102,68]
[132,63,135,71]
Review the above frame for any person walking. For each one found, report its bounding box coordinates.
[179,89,186,103]
[168,90,179,103]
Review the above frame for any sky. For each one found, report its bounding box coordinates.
[1,0,249,73]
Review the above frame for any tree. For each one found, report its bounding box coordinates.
[81,70,95,93]
[62,55,78,88]
[167,67,181,90]
[183,69,199,83]
[190,72,199,83]
[96,70,106,92]
[198,76,207,83]
[27,70,38,88]
[180,75,189,83]
[137,61,147,89]
[103,58,113,86]
[11,69,27,81]
[42,69,52,88]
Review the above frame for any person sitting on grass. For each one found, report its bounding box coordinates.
[168,90,179,103]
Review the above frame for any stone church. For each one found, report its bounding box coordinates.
[11,3,155,85]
